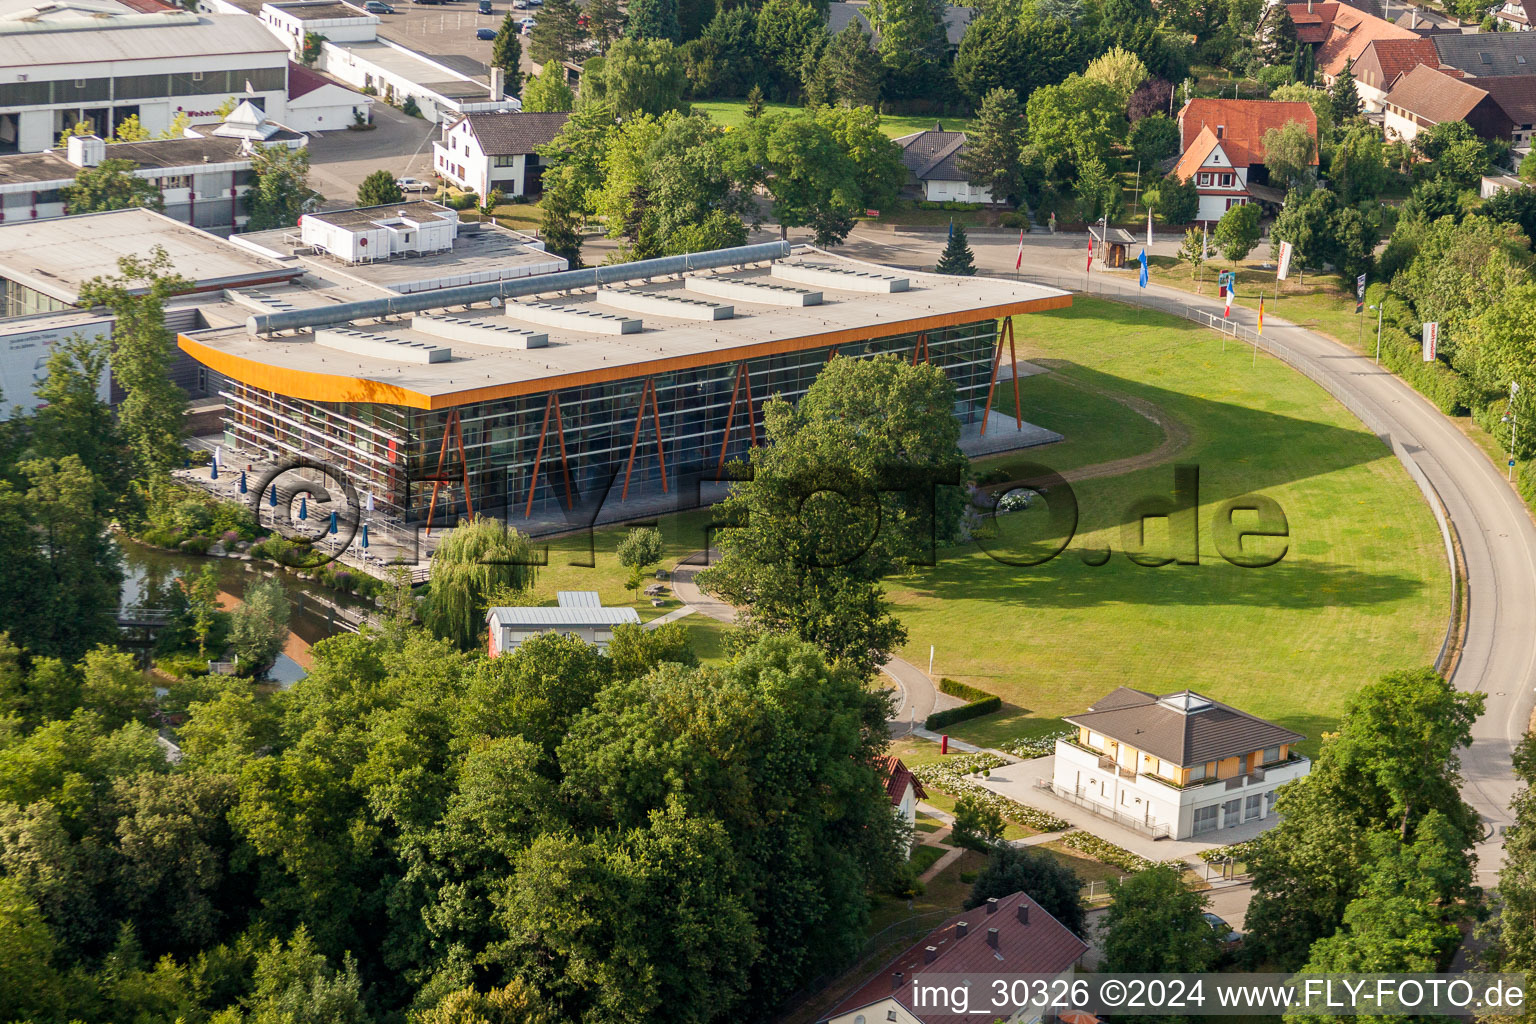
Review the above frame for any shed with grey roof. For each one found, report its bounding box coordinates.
[487,591,641,654]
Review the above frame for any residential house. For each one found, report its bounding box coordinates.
[1047,687,1310,841]
[1351,37,1442,112]
[1286,0,1418,84]
[827,1,973,52]
[434,111,570,200]
[1494,0,1531,31]
[893,124,994,203]
[1432,32,1536,76]
[878,755,927,832]
[284,61,372,133]
[818,890,1088,1024]
[486,591,640,656]
[1173,98,1319,223]
[1383,64,1516,144]
[1480,75,1536,153]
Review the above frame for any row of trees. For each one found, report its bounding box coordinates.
[536,103,906,264]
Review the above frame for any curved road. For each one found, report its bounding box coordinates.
[842,230,1536,884]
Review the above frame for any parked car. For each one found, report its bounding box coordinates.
[363,1,394,12]
[475,25,496,38]
[396,177,433,193]
[518,15,534,31]
[1203,913,1242,951]
[478,0,492,12]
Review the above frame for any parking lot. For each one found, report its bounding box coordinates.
[372,0,540,80]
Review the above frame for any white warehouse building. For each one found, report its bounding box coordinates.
[0,0,289,155]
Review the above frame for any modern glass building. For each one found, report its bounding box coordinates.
[181,244,1070,528]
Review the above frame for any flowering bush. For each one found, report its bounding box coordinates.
[1000,726,1075,760]
[911,755,1071,833]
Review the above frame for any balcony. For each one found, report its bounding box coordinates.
[1033,779,1171,840]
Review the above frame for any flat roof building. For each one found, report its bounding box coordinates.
[0,1,289,154]
[487,590,641,655]
[178,242,1071,534]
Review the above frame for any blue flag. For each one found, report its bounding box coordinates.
[948,218,954,239]
[1138,249,1149,289]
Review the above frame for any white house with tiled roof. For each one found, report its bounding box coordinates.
[893,124,994,204]
[433,111,570,200]
[1494,0,1531,31]
[1047,687,1310,841]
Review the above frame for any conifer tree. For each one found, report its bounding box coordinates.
[936,224,977,275]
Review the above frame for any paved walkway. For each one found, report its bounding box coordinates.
[644,605,696,629]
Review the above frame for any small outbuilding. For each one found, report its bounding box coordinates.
[486,590,640,656]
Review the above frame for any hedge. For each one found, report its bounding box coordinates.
[1000,726,1075,760]
[926,695,1001,730]
[1197,839,1260,864]
[1058,831,1162,873]
[910,755,1071,833]
[938,677,995,702]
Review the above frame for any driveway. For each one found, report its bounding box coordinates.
[306,100,441,206]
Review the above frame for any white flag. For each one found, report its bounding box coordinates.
[1422,323,1438,362]
[1277,240,1293,281]
[365,490,375,512]
[213,445,222,466]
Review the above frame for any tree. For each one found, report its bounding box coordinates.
[1244,667,1483,970]
[1271,83,1334,143]
[626,0,680,41]
[1178,226,1206,287]
[244,926,370,1024]
[29,334,127,503]
[959,87,1028,208]
[586,38,688,117]
[228,577,290,677]
[1025,74,1127,184]
[872,0,947,98]
[1521,148,1536,184]
[950,792,1003,848]
[1212,201,1260,264]
[935,224,977,275]
[1129,112,1180,169]
[527,0,585,65]
[245,143,315,231]
[1492,733,1536,971]
[616,526,664,569]
[56,119,94,149]
[954,13,1090,104]
[1261,118,1317,189]
[538,185,585,267]
[584,0,625,48]
[158,111,192,140]
[1128,76,1173,121]
[424,516,540,650]
[699,355,964,680]
[966,844,1086,936]
[180,565,222,659]
[1145,171,1199,225]
[802,21,882,108]
[60,159,164,215]
[76,246,191,480]
[1084,44,1148,103]
[1102,863,1221,973]
[1329,123,1389,203]
[1331,59,1361,124]
[491,13,524,95]
[684,7,758,97]
[522,60,575,112]
[754,0,824,95]
[1484,186,1536,253]
[746,83,765,117]
[1073,152,1121,224]
[357,168,404,207]
[0,878,65,1024]
[1415,120,1490,188]
[112,114,151,143]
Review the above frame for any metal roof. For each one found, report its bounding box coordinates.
[487,604,641,628]
[0,13,286,69]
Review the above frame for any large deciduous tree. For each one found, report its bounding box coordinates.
[424,516,540,650]
[356,169,404,207]
[1102,863,1222,973]
[60,159,163,215]
[699,354,965,680]
[244,143,315,230]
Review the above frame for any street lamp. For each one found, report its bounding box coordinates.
[1369,303,1383,365]
[1504,381,1521,482]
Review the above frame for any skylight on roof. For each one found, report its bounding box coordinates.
[1158,691,1214,714]
[1481,52,1493,63]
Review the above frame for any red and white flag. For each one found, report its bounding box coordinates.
[1224,288,1232,319]
[1015,229,1024,270]
[1086,237,1094,273]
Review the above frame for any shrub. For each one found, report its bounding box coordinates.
[925,694,1002,730]
[155,652,211,680]
[141,526,183,549]
[172,499,214,536]
[952,793,1006,849]
[401,95,423,118]
[1197,840,1259,864]
[998,211,1029,229]
[1058,831,1168,873]
[179,536,214,555]
[938,677,996,702]
[999,726,1075,759]
[911,756,1071,832]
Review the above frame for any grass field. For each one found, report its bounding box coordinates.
[890,297,1448,753]
[690,99,969,138]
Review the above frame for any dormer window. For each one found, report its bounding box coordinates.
[1216,124,1224,139]
[1158,690,1214,714]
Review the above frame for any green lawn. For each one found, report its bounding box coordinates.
[690,99,969,138]
[1033,840,1131,888]
[890,297,1448,753]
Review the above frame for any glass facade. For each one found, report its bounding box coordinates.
[220,317,1001,524]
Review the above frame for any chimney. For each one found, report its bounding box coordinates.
[987,927,999,949]
[1307,0,1313,12]
[956,921,969,938]
[893,972,904,990]
[923,946,938,964]
[65,134,106,168]
[986,898,999,915]
[490,66,504,102]
[1017,903,1030,925]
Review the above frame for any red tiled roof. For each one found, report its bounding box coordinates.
[1310,0,1417,78]
[822,891,1088,1024]
[1177,99,1319,169]
[1357,37,1441,90]
[1385,64,1491,123]
[1172,124,1221,183]
[877,755,926,805]
[1290,3,1333,44]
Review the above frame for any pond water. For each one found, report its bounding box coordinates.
[115,537,368,687]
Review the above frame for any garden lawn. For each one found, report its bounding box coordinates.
[888,297,1448,753]
[690,99,969,138]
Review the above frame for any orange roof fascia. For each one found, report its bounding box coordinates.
[178,294,1072,411]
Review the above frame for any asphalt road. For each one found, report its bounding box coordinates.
[839,228,1536,885]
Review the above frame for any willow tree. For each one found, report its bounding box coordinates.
[424,516,540,649]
